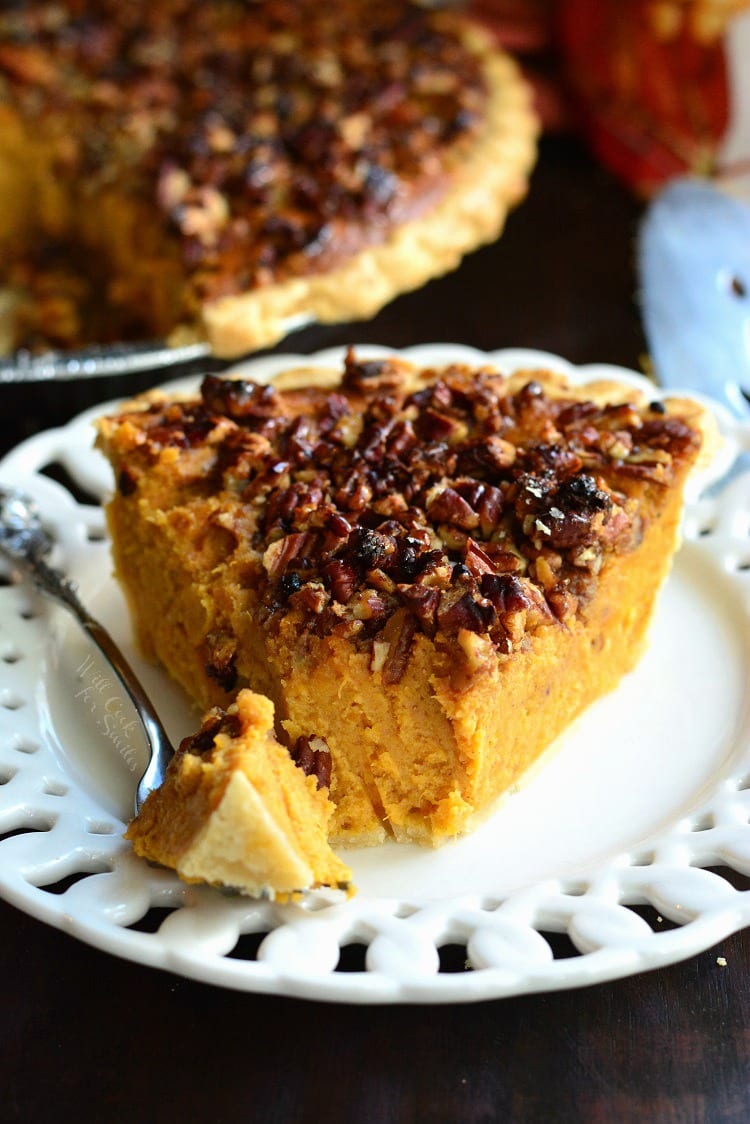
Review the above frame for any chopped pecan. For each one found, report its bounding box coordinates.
[180,711,224,756]
[426,487,479,531]
[203,631,238,693]
[547,586,579,622]
[118,467,138,496]
[342,350,408,393]
[418,409,468,443]
[480,480,505,521]
[325,512,353,538]
[398,584,441,637]
[202,376,281,422]
[263,532,311,579]
[638,416,698,455]
[380,608,418,684]
[0,43,57,85]
[181,709,243,755]
[463,538,496,578]
[438,589,495,635]
[291,582,330,615]
[480,572,530,615]
[322,557,359,604]
[557,474,612,514]
[457,435,517,476]
[349,588,390,621]
[346,526,391,570]
[290,735,333,789]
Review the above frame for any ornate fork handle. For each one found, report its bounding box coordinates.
[13,547,173,813]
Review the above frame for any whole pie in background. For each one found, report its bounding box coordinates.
[0,0,538,355]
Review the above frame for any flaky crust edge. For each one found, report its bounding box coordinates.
[169,30,539,358]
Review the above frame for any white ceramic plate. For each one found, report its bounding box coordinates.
[1,344,749,1004]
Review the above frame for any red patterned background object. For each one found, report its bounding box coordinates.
[471,0,750,195]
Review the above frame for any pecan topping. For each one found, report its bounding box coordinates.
[181,708,242,755]
[381,609,418,685]
[203,376,281,422]
[290,735,333,789]
[112,355,701,683]
[427,487,480,531]
[204,630,238,693]
[118,467,138,496]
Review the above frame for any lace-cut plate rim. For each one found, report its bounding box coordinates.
[0,344,749,1004]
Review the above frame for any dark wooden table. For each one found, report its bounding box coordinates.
[2,137,748,1124]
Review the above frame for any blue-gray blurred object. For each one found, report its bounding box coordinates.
[639,177,750,421]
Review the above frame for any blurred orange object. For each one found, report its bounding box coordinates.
[557,0,750,194]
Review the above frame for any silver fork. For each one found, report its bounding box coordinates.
[0,487,174,814]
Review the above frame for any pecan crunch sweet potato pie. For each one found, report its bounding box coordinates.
[97,352,711,894]
[0,0,536,354]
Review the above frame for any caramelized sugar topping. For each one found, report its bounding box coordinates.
[115,354,700,677]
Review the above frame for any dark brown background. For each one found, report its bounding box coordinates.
[2,138,748,1124]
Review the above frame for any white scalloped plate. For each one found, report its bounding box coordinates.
[1,344,750,1004]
